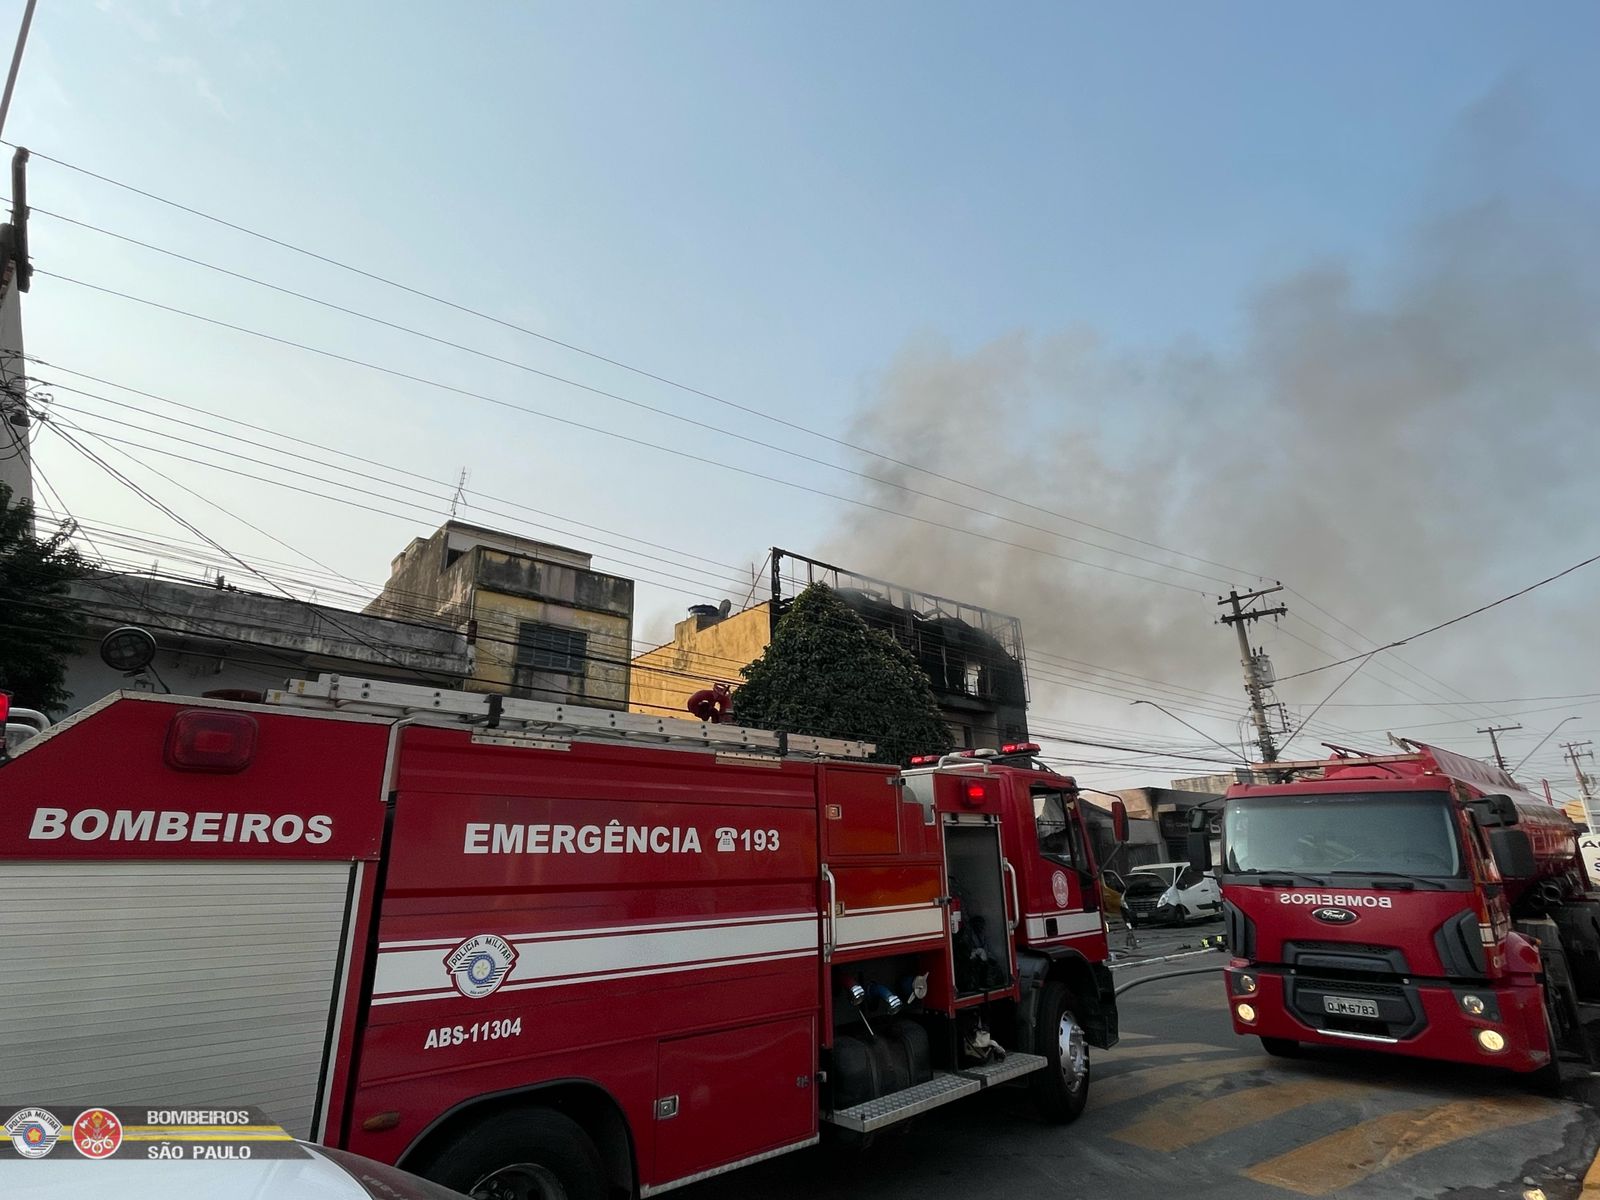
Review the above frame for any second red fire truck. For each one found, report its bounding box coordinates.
[1191,738,1600,1086]
[0,676,1125,1198]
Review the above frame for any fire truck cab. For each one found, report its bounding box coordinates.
[0,678,1123,1199]
[1192,739,1600,1086]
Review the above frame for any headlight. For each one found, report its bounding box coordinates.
[1236,1003,1257,1023]
[1477,1029,1506,1053]
[1461,994,1485,1016]
[1238,974,1258,994]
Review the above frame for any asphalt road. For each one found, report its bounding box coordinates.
[684,922,1600,1200]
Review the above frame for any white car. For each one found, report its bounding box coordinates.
[1116,862,1222,926]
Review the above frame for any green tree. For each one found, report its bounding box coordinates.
[732,583,952,764]
[0,483,89,714]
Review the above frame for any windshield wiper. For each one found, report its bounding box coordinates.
[1228,868,1327,887]
[1326,869,1447,890]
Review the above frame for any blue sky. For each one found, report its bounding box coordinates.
[9,2,1600,786]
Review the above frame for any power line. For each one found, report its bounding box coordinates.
[38,270,1227,595]
[41,422,463,685]
[26,207,1251,588]
[30,364,1327,724]
[11,145,1255,581]
[20,145,1550,740]
[1276,551,1600,682]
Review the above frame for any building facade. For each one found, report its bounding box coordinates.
[629,549,1029,747]
[365,521,634,710]
[629,602,770,719]
[60,573,470,713]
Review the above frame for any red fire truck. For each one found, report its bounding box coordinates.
[1189,739,1600,1086]
[0,676,1124,1198]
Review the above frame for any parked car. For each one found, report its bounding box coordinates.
[1114,862,1221,926]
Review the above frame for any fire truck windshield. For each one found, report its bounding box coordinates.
[1223,790,1464,881]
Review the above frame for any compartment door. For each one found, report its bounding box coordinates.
[653,1016,816,1185]
[0,859,356,1138]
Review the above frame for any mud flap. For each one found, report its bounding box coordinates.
[1083,961,1119,1049]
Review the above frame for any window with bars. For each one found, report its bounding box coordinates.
[515,622,588,675]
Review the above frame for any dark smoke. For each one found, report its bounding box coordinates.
[823,89,1600,742]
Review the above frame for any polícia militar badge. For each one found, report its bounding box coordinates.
[444,934,518,998]
[5,1108,63,1158]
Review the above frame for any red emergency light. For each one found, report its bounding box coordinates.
[165,710,259,773]
[961,782,988,807]
[908,754,942,766]
[1000,742,1041,755]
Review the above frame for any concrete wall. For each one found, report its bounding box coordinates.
[60,574,470,714]
[366,523,635,710]
[629,604,771,718]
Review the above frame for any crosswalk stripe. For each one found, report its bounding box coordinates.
[1243,1096,1562,1195]
[1103,1041,1237,1061]
[1093,1056,1262,1107]
[1111,1077,1365,1152]
[1118,1032,1154,1041]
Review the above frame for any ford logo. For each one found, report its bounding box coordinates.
[1312,907,1357,924]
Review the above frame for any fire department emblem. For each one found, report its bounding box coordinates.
[1051,870,1071,908]
[5,1107,63,1158]
[71,1109,123,1159]
[445,934,519,999]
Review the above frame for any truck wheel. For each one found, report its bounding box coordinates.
[1260,1037,1300,1058]
[1031,981,1091,1123]
[418,1108,606,1200]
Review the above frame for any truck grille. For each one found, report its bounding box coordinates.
[1286,975,1423,1040]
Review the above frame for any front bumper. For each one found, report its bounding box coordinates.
[1224,966,1551,1073]
[1126,899,1184,925]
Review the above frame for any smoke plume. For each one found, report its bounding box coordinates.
[823,88,1600,740]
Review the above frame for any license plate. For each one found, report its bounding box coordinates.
[1323,995,1380,1018]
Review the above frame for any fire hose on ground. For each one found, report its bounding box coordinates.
[1112,942,1228,997]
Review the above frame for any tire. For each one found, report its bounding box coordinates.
[416,1108,607,1200]
[1031,981,1091,1123]
[1260,1037,1300,1058]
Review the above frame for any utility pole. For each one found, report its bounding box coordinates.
[0,147,33,511]
[1562,740,1596,827]
[1218,585,1288,764]
[0,1,37,512]
[1477,723,1522,773]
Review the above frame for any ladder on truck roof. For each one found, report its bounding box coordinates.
[266,674,875,760]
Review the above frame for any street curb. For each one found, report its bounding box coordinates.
[1581,1143,1600,1198]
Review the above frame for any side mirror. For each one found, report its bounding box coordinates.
[1187,828,1213,874]
[1472,793,1521,828]
[1488,827,1536,879]
[1111,799,1129,844]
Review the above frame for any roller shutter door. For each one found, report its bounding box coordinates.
[0,859,355,1138]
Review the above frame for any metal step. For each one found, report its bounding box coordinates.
[959,1050,1048,1087]
[823,1072,980,1133]
[822,1051,1050,1133]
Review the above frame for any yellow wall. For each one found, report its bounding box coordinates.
[630,603,771,718]
[469,591,632,707]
